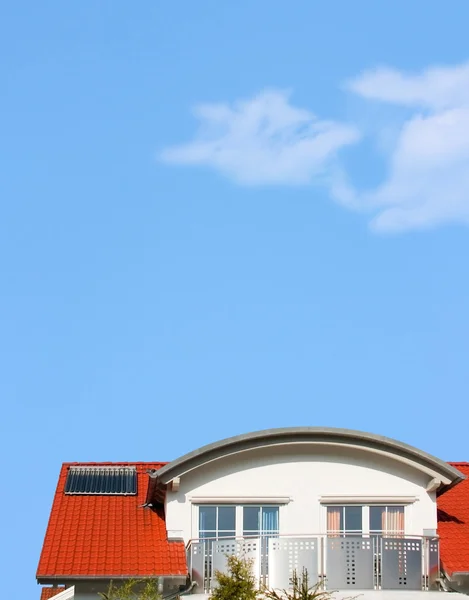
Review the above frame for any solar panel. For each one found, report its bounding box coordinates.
[65,466,137,495]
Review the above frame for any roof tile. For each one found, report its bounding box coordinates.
[438,462,469,575]
[37,463,187,579]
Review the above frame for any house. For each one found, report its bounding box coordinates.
[37,427,469,599]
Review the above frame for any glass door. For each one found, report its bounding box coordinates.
[243,506,279,584]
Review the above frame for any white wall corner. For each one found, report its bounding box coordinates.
[167,529,184,541]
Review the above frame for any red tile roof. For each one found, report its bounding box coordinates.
[438,462,469,575]
[40,588,65,600]
[37,463,187,579]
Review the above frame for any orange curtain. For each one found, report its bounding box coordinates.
[382,507,404,536]
[327,507,341,536]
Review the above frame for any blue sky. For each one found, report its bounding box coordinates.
[2,1,469,596]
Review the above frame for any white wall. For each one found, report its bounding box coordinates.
[71,578,184,600]
[165,443,437,543]
[73,592,102,600]
[68,582,107,600]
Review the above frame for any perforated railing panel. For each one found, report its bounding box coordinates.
[188,541,206,592]
[212,539,261,589]
[428,539,440,591]
[381,538,422,590]
[326,537,374,589]
[268,537,319,591]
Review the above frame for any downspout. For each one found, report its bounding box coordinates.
[162,581,197,599]
[440,567,469,595]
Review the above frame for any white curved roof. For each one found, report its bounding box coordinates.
[155,427,465,494]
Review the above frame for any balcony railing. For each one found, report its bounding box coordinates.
[186,534,440,593]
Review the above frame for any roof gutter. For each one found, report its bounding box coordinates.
[145,469,167,506]
[37,575,187,584]
[162,581,197,600]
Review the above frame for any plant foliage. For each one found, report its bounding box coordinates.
[263,569,333,600]
[263,568,359,600]
[211,554,259,600]
[99,578,161,600]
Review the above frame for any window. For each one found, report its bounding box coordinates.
[243,506,279,578]
[327,506,363,536]
[199,506,236,539]
[243,506,279,537]
[370,506,404,537]
[197,504,280,540]
[327,505,405,537]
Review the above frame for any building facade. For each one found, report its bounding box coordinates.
[37,428,469,599]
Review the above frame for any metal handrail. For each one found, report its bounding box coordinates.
[186,533,440,593]
[187,532,436,544]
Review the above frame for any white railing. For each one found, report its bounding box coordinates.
[186,534,440,593]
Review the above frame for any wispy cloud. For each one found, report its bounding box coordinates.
[160,90,359,186]
[348,62,469,110]
[160,62,469,233]
[346,62,469,232]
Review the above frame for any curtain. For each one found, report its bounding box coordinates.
[261,507,279,533]
[382,507,404,536]
[327,507,341,536]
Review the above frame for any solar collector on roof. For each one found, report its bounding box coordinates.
[64,465,137,495]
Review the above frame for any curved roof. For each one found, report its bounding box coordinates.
[156,427,465,492]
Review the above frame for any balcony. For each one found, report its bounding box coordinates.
[186,534,440,594]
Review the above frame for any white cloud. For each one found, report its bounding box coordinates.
[160,90,359,186]
[347,63,469,110]
[346,62,469,232]
[160,63,469,233]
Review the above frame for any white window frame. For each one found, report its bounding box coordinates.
[324,504,407,537]
[369,505,407,536]
[241,504,280,537]
[193,503,281,540]
[197,505,237,540]
[325,505,367,536]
